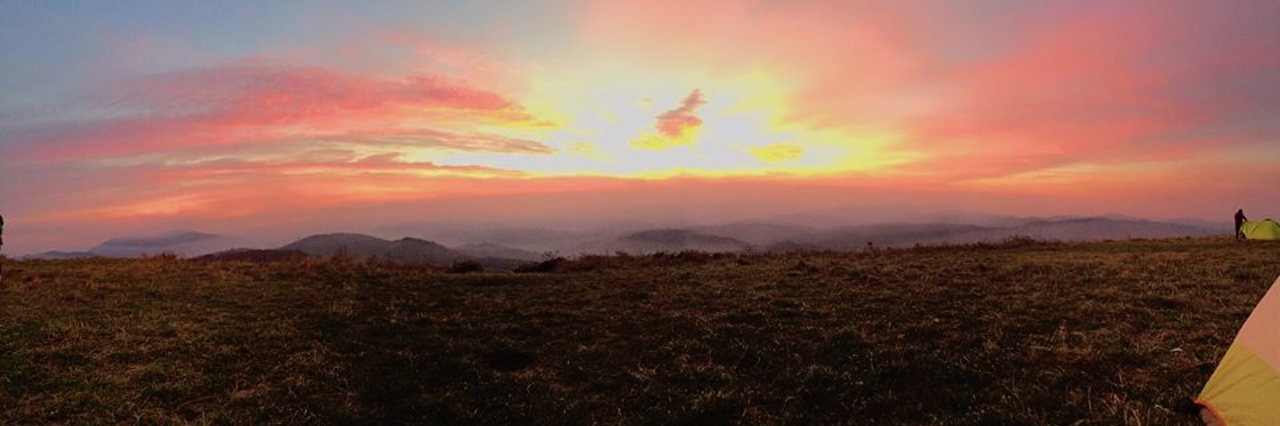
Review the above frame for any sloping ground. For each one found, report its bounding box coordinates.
[1,238,1278,424]
[193,249,311,262]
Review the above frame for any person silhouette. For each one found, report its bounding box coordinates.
[0,214,5,280]
[1233,208,1244,239]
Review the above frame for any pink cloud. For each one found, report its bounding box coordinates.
[888,1,1279,181]
[576,0,1278,183]
[655,89,706,138]
[18,63,550,161]
[138,154,527,182]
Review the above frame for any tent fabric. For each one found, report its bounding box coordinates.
[1198,275,1280,425]
[1241,220,1280,240]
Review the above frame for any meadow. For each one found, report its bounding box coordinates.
[2,237,1278,425]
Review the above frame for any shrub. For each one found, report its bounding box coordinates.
[1003,235,1048,247]
[446,259,484,274]
[514,257,565,273]
[143,252,181,261]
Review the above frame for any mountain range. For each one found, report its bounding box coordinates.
[24,217,1227,266]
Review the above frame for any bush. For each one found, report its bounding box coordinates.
[143,252,181,261]
[1001,235,1046,248]
[514,257,565,273]
[446,259,484,274]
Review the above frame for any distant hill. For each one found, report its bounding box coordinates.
[564,217,1217,255]
[24,250,97,260]
[81,230,239,258]
[273,233,564,269]
[769,218,1219,250]
[688,222,816,246]
[378,225,595,251]
[1162,217,1227,232]
[23,230,240,259]
[767,223,987,251]
[26,230,534,269]
[281,233,392,258]
[280,233,461,264]
[1005,218,1216,241]
[605,229,751,254]
[386,238,461,264]
[454,243,543,262]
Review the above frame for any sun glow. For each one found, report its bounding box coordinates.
[433,66,916,179]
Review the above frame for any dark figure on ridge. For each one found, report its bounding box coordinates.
[1233,208,1244,239]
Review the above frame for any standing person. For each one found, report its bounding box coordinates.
[1233,208,1244,239]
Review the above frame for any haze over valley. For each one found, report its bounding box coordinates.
[25,214,1225,266]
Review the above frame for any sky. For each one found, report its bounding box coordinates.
[1,0,1278,255]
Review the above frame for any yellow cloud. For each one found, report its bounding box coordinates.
[629,127,701,150]
[567,141,611,161]
[747,143,805,163]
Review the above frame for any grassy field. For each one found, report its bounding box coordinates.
[2,237,1278,425]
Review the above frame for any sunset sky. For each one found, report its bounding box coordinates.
[2,1,1278,254]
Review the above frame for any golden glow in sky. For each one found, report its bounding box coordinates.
[457,67,916,179]
[1,0,1278,253]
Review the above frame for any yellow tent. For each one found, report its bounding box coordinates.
[1198,275,1280,424]
[1241,220,1280,240]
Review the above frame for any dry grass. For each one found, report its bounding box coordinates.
[1,237,1278,424]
